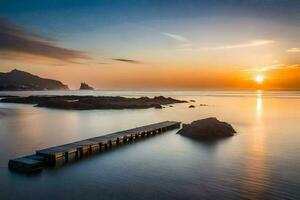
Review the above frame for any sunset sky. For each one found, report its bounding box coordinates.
[0,0,299,89]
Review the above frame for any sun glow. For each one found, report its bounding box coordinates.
[255,75,264,84]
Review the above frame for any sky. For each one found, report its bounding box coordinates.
[0,0,299,89]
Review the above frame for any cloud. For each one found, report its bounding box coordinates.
[286,48,300,53]
[0,18,89,61]
[242,63,300,72]
[160,32,188,42]
[287,64,300,68]
[178,39,275,51]
[242,64,284,72]
[112,58,141,64]
[204,40,276,50]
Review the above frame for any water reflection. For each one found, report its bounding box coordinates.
[256,90,263,119]
[241,90,269,199]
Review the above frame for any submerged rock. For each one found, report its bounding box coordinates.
[177,117,236,140]
[154,104,163,109]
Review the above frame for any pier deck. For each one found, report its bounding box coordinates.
[9,121,181,172]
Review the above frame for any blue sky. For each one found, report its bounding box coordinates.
[0,0,299,89]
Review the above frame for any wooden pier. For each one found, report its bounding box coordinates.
[9,121,181,172]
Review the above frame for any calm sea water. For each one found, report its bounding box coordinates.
[0,90,299,200]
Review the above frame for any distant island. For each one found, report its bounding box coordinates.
[0,69,69,91]
[0,95,187,110]
[79,82,94,90]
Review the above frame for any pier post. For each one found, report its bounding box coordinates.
[79,148,84,158]
[98,142,102,151]
[48,156,56,166]
[75,150,79,159]
[64,152,69,163]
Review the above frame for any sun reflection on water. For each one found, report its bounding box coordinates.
[240,90,269,198]
[256,90,263,118]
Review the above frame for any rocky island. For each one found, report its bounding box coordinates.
[177,117,236,140]
[79,82,94,90]
[0,69,69,91]
[0,95,187,110]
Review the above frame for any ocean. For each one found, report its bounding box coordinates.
[0,90,299,200]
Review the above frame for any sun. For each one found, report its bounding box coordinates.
[255,75,264,84]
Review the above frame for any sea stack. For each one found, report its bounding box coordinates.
[79,82,94,90]
[177,117,236,140]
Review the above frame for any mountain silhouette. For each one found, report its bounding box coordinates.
[0,69,69,91]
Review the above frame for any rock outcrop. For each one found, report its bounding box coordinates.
[1,95,187,110]
[79,82,94,90]
[177,117,236,140]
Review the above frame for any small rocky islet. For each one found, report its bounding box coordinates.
[177,117,236,140]
[79,82,94,90]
